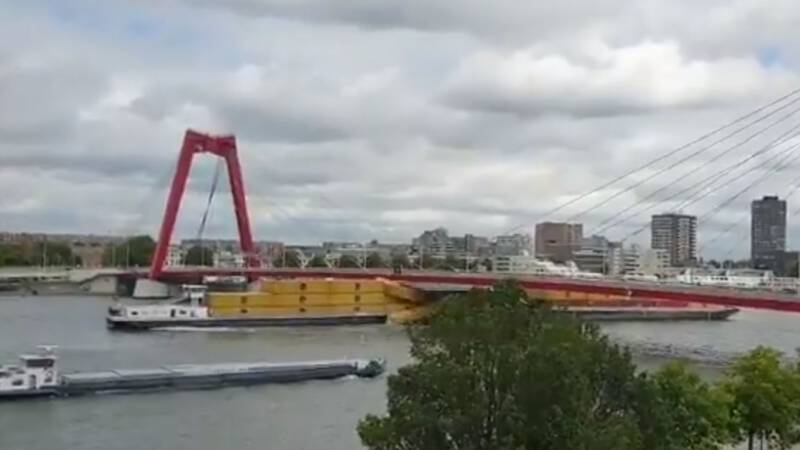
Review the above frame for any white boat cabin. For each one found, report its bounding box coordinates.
[0,346,59,392]
[107,285,210,322]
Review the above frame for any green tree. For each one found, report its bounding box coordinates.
[339,254,361,268]
[103,235,155,267]
[722,346,800,450]
[637,362,732,450]
[184,245,214,266]
[366,252,386,268]
[35,242,79,266]
[0,242,80,267]
[359,282,652,450]
[419,254,436,269]
[391,254,411,269]
[272,250,301,268]
[308,255,329,268]
[443,254,460,270]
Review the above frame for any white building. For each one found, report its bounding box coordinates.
[622,245,670,277]
[166,245,185,267]
[213,250,245,268]
[492,255,602,279]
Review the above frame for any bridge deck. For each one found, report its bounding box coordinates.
[133,268,800,313]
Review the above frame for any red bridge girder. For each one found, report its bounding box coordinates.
[144,268,800,313]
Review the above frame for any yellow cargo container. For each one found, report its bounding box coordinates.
[261,280,304,294]
[261,294,304,307]
[208,293,278,308]
[323,293,386,305]
[207,294,245,308]
[299,280,332,294]
[329,280,384,294]
[383,281,424,303]
[210,304,387,317]
[388,305,435,324]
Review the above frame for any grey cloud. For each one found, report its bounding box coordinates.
[0,60,107,142]
[5,0,800,260]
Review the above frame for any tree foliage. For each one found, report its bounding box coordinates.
[102,235,155,267]
[638,362,732,450]
[366,252,386,268]
[722,347,800,450]
[339,254,361,268]
[184,245,214,266]
[359,281,800,450]
[272,250,301,268]
[391,254,411,269]
[308,255,329,268]
[443,254,461,271]
[359,281,734,450]
[0,242,80,267]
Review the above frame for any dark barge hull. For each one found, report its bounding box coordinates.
[565,307,740,322]
[0,389,58,400]
[107,314,387,330]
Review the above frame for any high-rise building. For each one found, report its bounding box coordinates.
[751,195,787,270]
[534,222,583,263]
[650,213,697,267]
[573,235,622,275]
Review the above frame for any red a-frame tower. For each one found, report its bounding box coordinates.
[149,130,258,279]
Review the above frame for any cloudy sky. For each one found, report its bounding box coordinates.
[3,0,800,259]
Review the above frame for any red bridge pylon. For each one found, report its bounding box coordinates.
[149,129,258,279]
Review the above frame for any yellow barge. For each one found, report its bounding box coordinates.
[107,279,427,330]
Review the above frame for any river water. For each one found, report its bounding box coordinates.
[1,295,799,450]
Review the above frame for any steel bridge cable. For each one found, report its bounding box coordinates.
[562,93,800,224]
[698,147,800,225]
[678,138,800,212]
[621,143,800,241]
[593,122,800,235]
[501,87,800,234]
[702,175,800,256]
[195,158,224,242]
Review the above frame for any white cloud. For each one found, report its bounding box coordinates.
[441,41,797,117]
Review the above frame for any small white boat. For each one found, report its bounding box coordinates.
[0,346,60,399]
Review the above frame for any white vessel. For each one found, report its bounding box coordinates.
[0,344,386,401]
[0,345,60,398]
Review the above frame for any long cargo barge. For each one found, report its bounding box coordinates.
[0,346,385,400]
[108,280,740,330]
[563,306,739,321]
